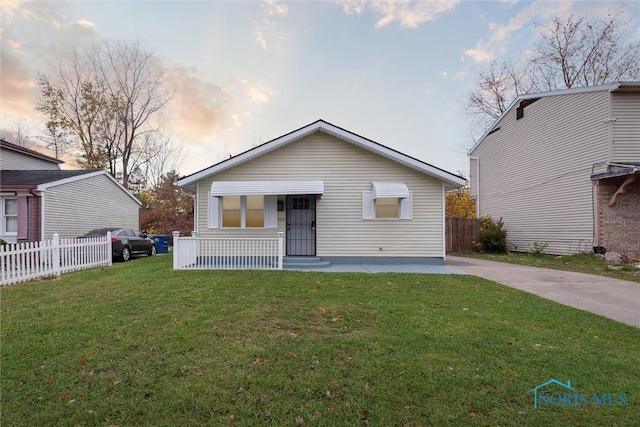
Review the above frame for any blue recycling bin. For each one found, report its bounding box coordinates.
[152,235,170,254]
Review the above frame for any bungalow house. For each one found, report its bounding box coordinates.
[176,120,466,265]
[468,82,640,256]
[0,139,141,242]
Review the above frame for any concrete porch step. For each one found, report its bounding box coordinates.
[283,256,332,269]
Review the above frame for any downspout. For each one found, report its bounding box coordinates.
[469,156,480,217]
[39,191,46,240]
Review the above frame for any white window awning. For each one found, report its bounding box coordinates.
[372,182,410,199]
[211,180,324,196]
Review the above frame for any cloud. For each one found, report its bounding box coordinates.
[234,79,273,105]
[463,1,572,63]
[163,67,234,144]
[255,0,289,51]
[0,1,102,128]
[262,0,289,17]
[338,0,460,28]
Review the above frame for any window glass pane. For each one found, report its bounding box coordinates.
[5,217,17,233]
[246,210,264,227]
[4,199,17,215]
[246,195,263,209]
[222,210,241,227]
[223,195,241,210]
[376,198,399,218]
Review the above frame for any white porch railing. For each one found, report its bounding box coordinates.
[172,231,283,270]
[1,233,112,286]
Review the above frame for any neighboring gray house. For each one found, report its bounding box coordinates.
[0,139,141,242]
[469,82,640,256]
[177,120,466,264]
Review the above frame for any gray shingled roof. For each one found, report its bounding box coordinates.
[0,170,97,187]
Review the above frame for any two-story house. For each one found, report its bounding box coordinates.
[469,82,639,256]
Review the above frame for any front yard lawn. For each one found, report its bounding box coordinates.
[2,255,639,426]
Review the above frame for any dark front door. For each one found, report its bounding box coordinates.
[286,195,316,256]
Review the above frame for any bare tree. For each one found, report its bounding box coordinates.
[0,118,36,148]
[465,11,640,140]
[127,130,184,192]
[531,11,640,90]
[35,40,174,189]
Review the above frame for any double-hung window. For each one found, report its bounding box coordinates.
[1,197,18,238]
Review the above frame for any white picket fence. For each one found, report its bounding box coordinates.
[172,231,283,270]
[0,233,112,286]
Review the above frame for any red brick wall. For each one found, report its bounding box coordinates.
[26,195,38,242]
[596,178,640,259]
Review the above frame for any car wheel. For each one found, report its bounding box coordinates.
[121,246,131,262]
[149,245,157,257]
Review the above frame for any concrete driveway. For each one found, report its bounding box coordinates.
[446,256,640,328]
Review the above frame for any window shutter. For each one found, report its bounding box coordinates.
[208,194,220,229]
[400,192,412,220]
[264,195,278,228]
[17,195,28,239]
[362,191,375,219]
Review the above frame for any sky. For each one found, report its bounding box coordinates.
[1,0,638,178]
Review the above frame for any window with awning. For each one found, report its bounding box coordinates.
[363,182,412,220]
[208,181,323,229]
[210,181,324,196]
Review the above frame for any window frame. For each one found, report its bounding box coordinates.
[1,197,18,237]
[209,194,277,229]
[362,190,412,220]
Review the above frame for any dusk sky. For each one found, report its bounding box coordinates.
[1,0,638,178]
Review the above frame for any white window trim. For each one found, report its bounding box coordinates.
[1,196,18,238]
[208,194,277,229]
[362,191,412,220]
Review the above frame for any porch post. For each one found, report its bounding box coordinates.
[278,232,284,270]
[106,231,113,266]
[172,231,181,270]
[52,233,61,277]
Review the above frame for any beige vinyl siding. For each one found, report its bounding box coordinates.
[0,149,60,170]
[196,132,445,257]
[471,91,610,255]
[43,174,139,239]
[611,92,640,162]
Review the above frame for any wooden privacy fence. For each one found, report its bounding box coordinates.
[1,233,112,286]
[446,217,481,252]
[172,231,284,270]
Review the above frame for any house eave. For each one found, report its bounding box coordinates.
[177,120,466,190]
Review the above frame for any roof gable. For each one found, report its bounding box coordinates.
[178,119,465,189]
[469,81,640,154]
[0,139,63,165]
[0,169,141,206]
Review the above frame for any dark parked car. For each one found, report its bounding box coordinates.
[80,227,156,261]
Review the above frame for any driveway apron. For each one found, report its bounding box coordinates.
[446,256,640,328]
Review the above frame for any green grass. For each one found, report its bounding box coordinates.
[2,255,639,426]
[454,251,640,283]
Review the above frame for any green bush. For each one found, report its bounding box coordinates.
[476,216,508,253]
[530,241,549,256]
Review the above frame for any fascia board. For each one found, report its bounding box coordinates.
[37,170,142,206]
